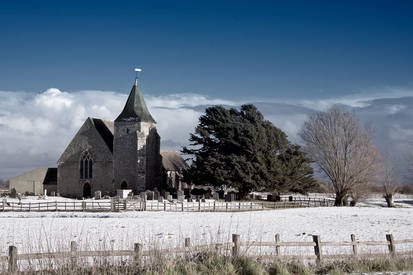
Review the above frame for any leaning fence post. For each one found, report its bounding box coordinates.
[351,234,358,258]
[275,234,281,256]
[8,245,17,273]
[386,234,396,257]
[312,235,322,263]
[232,234,240,257]
[71,241,78,266]
[134,243,143,265]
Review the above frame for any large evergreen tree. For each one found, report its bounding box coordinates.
[182,104,316,197]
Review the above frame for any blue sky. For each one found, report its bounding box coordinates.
[2,1,413,180]
[1,0,413,100]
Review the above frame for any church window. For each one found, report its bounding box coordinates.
[80,151,93,179]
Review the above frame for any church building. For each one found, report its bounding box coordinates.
[57,75,186,198]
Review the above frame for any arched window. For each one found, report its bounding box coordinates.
[80,151,93,179]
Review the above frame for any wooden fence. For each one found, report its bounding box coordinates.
[1,234,412,272]
[0,197,334,212]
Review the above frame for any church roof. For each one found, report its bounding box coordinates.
[160,151,188,171]
[91,118,114,152]
[43,168,57,185]
[115,79,156,123]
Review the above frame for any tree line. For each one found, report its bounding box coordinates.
[183,104,401,207]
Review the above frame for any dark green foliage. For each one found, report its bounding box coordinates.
[183,104,317,197]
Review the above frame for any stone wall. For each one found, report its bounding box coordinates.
[113,121,162,193]
[9,167,47,195]
[57,118,113,198]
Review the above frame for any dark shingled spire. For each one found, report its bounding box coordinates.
[115,78,156,123]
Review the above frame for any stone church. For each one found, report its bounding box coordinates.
[57,76,187,198]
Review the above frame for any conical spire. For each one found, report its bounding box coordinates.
[115,78,156,123]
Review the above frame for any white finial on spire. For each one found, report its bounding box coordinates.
[134,68,142,86]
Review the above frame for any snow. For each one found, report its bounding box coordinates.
[0,207,412,257]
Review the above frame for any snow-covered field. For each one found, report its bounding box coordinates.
[0,207,412,257]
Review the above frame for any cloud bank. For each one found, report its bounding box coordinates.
[1,87,413,181]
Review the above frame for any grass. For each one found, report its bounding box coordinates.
[2,252,413,275]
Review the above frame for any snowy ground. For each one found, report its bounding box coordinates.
[0,207,412,258]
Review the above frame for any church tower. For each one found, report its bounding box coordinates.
[113,74,162,193]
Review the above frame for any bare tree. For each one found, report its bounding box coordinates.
[377,157,400,207]
[299,107,380,206]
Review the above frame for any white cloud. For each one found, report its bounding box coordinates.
[0,88,234,179]
[2,86,413,182]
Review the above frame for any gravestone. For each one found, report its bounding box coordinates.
[158,196,164,202]
[167,195,173,201]
[140,192,147,201]
[177,195,185,202]
[94,191,102,200]
[154,191,160,200]
[225,193,235,202]
[146,190,154,200]
[164,191,170,199]
[117,189,132,199]
[212,192,219,200]
[205,193,211,199]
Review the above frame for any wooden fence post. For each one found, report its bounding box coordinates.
[185,237,191,257]
[123,200,127,210]
[8,246,17,273]
[226,202,228,211]
[163,201,167,211]
[386,234,396,257]
[71,241,78,266]
[110,199,114,212]
[351,234,358,258]
[232,234,240,257]
[275,234,281,256]
[185,237,191,248]
[312,235,322,263]
[134,243,143,265]
[81,201,86,211]
[198,200,201,211]
[213,201,216,211]
[181,202,184,212]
